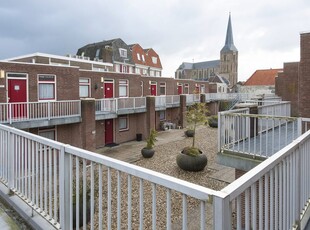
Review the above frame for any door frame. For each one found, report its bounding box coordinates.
[105,119,114,144]
[104,79,114,98]
[6,72,28,103]
[150,81,157,96]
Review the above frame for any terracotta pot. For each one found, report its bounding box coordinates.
[141,147,155,158]
[176,151,208,172]
[185,130,195,137]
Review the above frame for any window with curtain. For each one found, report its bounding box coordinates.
[79,78,90,97]
[38,75,55,100]
[119,115,128,131]
[119,80,128,97]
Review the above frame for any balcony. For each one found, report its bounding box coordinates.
[1,99,310,229]
[0,100,81,129]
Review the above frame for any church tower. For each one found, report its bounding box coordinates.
[220,13,238,87]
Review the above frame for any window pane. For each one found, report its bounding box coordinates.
[39,83,54,99]
[79,85,89,97]
[119,117,127,130]
[39,130,55,140]
[119,85,127,97]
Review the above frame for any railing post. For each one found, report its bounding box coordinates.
[7,129,14,190]
[218,113,222,152]
[48,101,51,120]
[9,104,12,124]
[298,117,302,136]
[59,145,71,230]
[213,194,231,230]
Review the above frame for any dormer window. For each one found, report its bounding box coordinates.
[152,57,157,64]
[119,48,127,58]
[142,55,145,62]
[137,53,141,61]
[95,49,100,58]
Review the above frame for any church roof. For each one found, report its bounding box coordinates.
[178,60,220,70]
[221,14,238,53]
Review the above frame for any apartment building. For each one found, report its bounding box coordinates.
[0,53,210,151]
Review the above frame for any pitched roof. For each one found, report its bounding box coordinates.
[177,60,220,70]
[221,13,238,53]
[244,69,283,86]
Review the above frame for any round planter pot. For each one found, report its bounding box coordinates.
[176,151,208,172]
[141,148,155,158]
[185,130,195,137]
[209,120,218,128]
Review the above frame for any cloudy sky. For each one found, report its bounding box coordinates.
[0,0,309,81]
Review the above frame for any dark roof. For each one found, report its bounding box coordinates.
[209,74,230,85]
[221,14,238,53]
[178,60,220,70]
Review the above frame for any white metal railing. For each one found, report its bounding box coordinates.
[205,93,256,102]
[166,95,180,106]
[218,111,301,158]
[219,129,310,230]
[0,101,81,124]
[95,99,117,113]
[1,123,310,229]
[258,101,291,117]
[186,94,200,104]
[155,95,166,108]
[117,97,146,110]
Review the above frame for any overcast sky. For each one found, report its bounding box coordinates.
[0,0,309,81]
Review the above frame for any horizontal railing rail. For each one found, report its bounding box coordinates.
[258,101,291,117]
[186,94,200,105]
[0,100,81,124]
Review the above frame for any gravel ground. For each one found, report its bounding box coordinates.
[83,125,232,229]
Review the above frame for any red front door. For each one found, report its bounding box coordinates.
[8,79,27,118]
[104,82,114,98]
[105,119,114,145]
[178,85,183,95]
[151,84,157,96]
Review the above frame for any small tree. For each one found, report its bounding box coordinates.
[186,102,208,150]
[145,128,157,149]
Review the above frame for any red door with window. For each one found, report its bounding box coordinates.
[178,85,183,95]
[151,84,157,96]
[105,119,114,145]
[104,82,113,98]
[8,79,27,118]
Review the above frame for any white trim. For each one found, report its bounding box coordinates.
[118,115,129,131]
[79,77,91,98]
[37,74,57,101]
[119,79,129,98]
[3,52,113,67]
[6,72,29,103]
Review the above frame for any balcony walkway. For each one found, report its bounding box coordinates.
[223,121,299,158]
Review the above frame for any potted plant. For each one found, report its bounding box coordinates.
[177,103,208,171]
[141,129,157,158]
[208,115,218,128]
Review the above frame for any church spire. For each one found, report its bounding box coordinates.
[221,13,238,53]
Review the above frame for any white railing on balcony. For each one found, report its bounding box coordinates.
[117,97,146,110]
[155,95,180,108]
[218,110,301,158]
[205,93,256,102]
[258,101,291,117]
[0,100,81,124]
[166,95,180,107]
[95,99,117,114]
[186,94,200,104]
[0,124,217,229]
[2,120,310,229]
[220,129,310,230]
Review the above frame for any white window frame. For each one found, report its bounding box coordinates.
[184,83,189,94]
[137,53,141,61]
[38,126,57,140]
[38,74,56,101]
[159,82,166,95]
[142,55,145,62]
[95,49,100,58]
[119,79,129,98]
[152,57,157,64]
[119,115,129,131]
[79,78,91,98]
[159,111,166,121]
[119,48,127,58]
